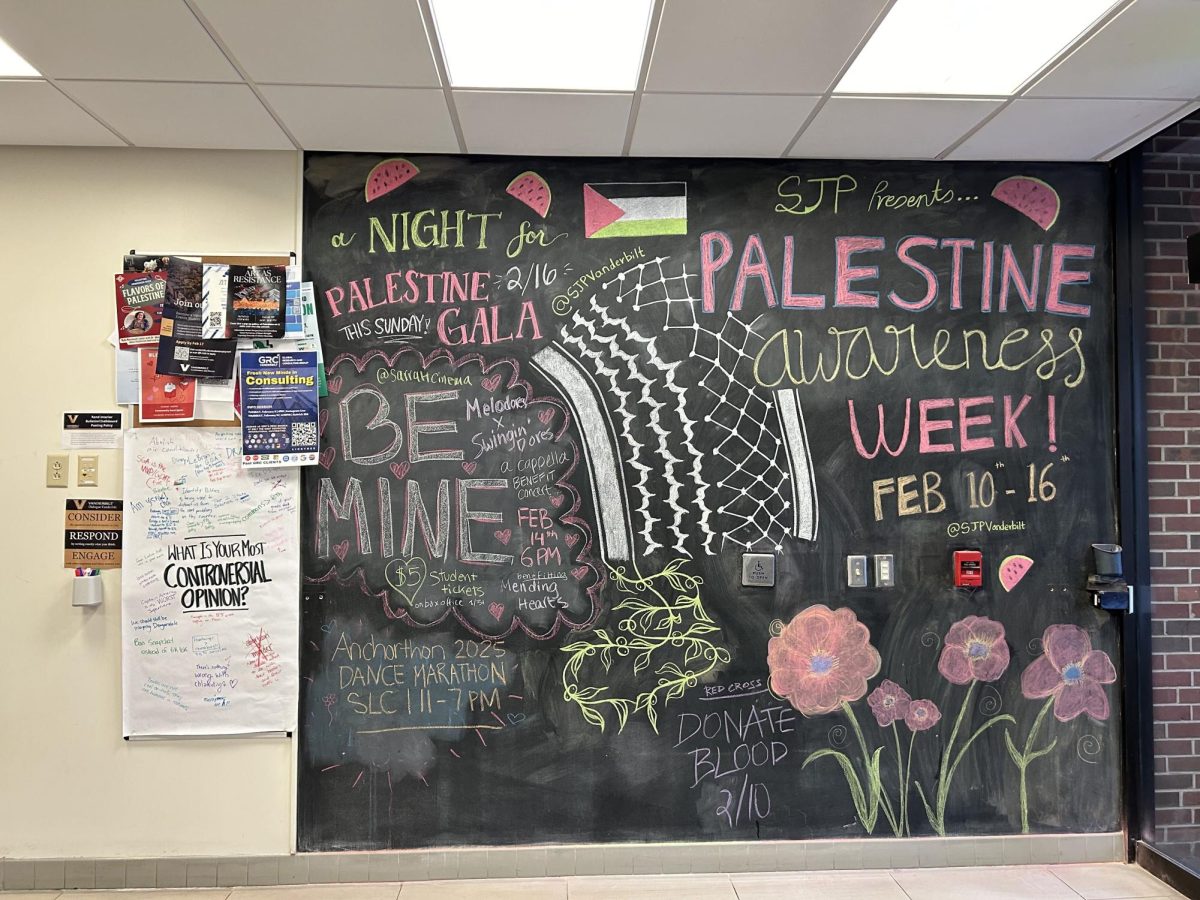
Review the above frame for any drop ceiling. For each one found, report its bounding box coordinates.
[0,0,1196,160]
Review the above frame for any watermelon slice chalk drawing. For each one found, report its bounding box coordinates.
[991,176,1060,231]
[999,554,1034,592]
[506,171,551,218]
[365,158,419,203]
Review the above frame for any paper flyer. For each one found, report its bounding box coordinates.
[195,376,237,422]
[157,258,236,379]
[115,348,139,405]
[229,264,285,339]
[200,263,232,339]
[64,499,123,569]
[121,428,299,736]
[114,272,165,348]
[63,411,124,449]
[138,347,195,422]
[283,264,304,337]
[239,350,319,467]
[123,254,171,275]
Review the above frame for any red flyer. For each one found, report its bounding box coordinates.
[138,348,195,422]
[115,272,166,348]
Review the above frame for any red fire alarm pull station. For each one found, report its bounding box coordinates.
[954,550,983,588]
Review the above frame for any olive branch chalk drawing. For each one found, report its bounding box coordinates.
[560,560,730,734]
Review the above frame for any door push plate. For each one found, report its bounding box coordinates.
[742,553,775,588]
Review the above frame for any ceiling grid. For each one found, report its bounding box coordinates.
[0,0,1194,161]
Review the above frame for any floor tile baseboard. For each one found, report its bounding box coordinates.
[0,833,1124,892]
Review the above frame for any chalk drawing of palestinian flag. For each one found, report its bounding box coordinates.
[583,182,687,239]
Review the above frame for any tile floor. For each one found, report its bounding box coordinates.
[0,863,1186,899]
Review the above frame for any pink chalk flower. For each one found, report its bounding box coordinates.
[867,679,911,727]
[1021,624,1117,722]
[768,604,881,716]
[938,616,1010,684]
[905,699,942,732]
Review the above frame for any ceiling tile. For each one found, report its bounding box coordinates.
[0,81,123,145]
[646,0,889,93]
[261,85,456,151]
[631,93,818,157]
[947,98,1183,161]
[1098,100,1199,160]
[0,0,238,81]
[1027,0,1200,101]
[60,81,292,149]
[791,97,1003,159]
[193,0,439,87]
[455,91,632,155]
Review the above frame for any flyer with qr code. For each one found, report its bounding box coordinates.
[239,350,319,468]
[155,258,237,379]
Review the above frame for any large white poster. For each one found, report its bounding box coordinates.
[122,428,299,736]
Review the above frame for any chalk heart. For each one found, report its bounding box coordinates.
[571,565,589,582]
[390,461,410,480]
[327,375,343,394]
[462,461,478,475]
[506,712,526,726]
[487,601,505,621]
[319,447,336,469]
[318,409,330,435]
[538,407,554,425]
[565,533,579,548]
[385,557,428,607]
[481,373,502,392]
[332,540,350,562]
[550,493,564,508]
[494,528,512,546]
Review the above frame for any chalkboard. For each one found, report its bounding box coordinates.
[299,155,1120,850]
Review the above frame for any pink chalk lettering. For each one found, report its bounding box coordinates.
[1044,244,1095,317]
[918,398,956,453]
[958,396,995,452]
[888,236,939,312]
[834,236,885,308]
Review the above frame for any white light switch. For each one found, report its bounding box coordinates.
[78,454,99,487]
[874,554,895,587]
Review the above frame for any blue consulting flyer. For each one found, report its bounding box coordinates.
[239,350,319,468]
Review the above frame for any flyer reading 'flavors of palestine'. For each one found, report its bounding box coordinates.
[114,271,165,349]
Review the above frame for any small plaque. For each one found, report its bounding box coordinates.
[741,553,775,588]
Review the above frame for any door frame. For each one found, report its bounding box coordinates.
[1113,149,1154,860]
[1114,145,1200,886]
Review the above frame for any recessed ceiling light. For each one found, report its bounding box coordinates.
[430,0,654,91]
[0,34,39,77]
[836,0,1116,96]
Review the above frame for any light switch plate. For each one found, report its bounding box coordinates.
[847,554,868,587]
[78,454,99,487]
[874,553,895,587]
[46,452,69,488]
[742,553,775,588]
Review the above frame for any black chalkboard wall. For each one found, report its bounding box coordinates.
[299,153,1120,850]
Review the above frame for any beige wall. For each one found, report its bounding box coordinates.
[0,147,301,858]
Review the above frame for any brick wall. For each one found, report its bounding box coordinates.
[1142,110,1200,852]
